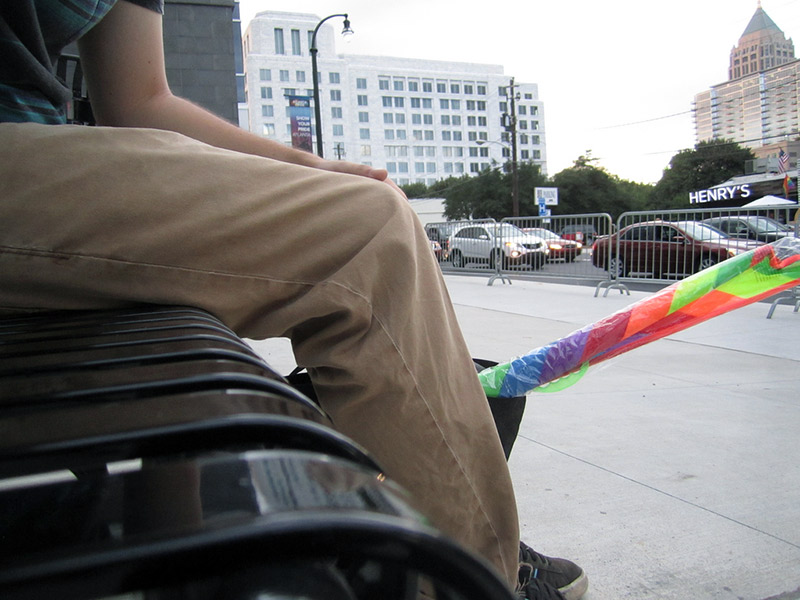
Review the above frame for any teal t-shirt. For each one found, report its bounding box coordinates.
[0,0,163,124]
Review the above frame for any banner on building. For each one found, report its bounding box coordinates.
[288,95,313,152]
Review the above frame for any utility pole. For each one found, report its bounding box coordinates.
[504,78,520,217]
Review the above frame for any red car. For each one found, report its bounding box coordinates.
[591,220,762,278]
[523,228,582,262]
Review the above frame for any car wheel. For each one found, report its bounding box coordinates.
[451,250,464,268]
[608,255,627,277]
[696,255,719,272]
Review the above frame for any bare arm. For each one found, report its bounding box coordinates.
[77,1,402,190]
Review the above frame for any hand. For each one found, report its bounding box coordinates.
[317,159,407,199]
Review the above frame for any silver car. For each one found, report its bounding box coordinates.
[448,223,549,269]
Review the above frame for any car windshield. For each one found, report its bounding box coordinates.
[527,228,558,240]
[748,217,791,233]
[674,221,728,241]
[494,223,529,238]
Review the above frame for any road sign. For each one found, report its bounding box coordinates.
[535,187,558,206]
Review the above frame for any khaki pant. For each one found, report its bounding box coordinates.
[0,122,520,586]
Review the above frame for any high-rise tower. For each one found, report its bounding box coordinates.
[728,1,795,80]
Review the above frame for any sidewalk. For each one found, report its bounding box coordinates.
[248,275,800,600]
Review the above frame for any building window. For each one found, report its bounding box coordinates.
[359,128,370,139]
[451,99,460,110]
[386,162,397,173]
[423,114,433,125]
[394,97,404,108]
[395,113,406,124]
[259,69,271,81]
[361,145,371,156]
[296,70,306,82]
[384,113,394,124]
[385,130,395,140]
[331,107,343,118]
[436,82,446,93]
[261,105,273,117]
[263,123,275,136]
[382,96,393,107]
[440,99,449,109]
[451,83,460,94]
[291,29,301,55]
[333,124,344,136]
[358,112,369,123]
[329,72,341,84]
[412,114,422,125]
[452,115,461,126]
[479,147,489,157]
[408,80,419,91]
[416,162,425,173]
[452,131,462,141]
[464,84,473,94]
[396,129,407,139]
[518,105,526,115]
[411,98,421,108]
[441,131,451,141]
[330,90,342,102]
[424,130,434,140]
[477,85,487,95]
[394,79,405,91]
[441,115,451,125]
[356,78,367,89]
[279,70,289,82]
[426,162,436,173]
[422,81,433,93]
[357,95,368,106]
[260,87,272,99]
[274,28,285,54]
[379,78,390,90]
[422,98,432,109]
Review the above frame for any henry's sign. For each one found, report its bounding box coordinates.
[689,184,751,205]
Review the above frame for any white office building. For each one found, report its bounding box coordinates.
[241,11,547,185]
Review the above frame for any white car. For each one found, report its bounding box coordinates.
[448,223,549,269]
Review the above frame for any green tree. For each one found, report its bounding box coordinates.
[399,181,429,199]
[442,162,547,220]
[651,139,755,209]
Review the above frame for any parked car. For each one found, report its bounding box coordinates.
[522,227,582,262]
[448,223,549,269]
[591,220,762,278]
[702,215,793,243]
[425,223,460,261]
[560,223,598,245]
[428,239,444,261]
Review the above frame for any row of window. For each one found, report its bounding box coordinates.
[375,78,488,96]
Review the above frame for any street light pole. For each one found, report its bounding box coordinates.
[310,13,352,158]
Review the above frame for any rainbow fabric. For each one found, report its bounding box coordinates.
[479,237,800,398]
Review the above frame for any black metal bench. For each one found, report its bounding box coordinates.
[0,305,515,600]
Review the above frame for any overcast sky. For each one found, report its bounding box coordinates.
[237,0,800,184]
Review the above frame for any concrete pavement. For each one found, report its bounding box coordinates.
[248,274,800,600]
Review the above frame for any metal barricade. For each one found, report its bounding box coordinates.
[429,205,798,294]
[427,219,498,275]
[590,205,799,295]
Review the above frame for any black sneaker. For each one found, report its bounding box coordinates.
[517,575,566,600]
[518,542,588,600]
